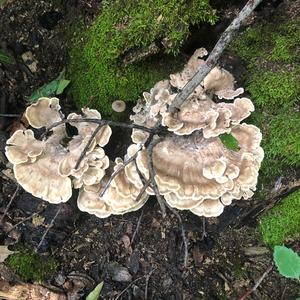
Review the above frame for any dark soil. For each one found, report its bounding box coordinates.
[0,0,299,299]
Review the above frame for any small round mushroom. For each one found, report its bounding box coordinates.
[112,100,126,113]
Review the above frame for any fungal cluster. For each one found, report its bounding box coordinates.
[5,48,264,218]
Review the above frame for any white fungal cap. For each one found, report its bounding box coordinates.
[13,145,72,204]
[5,130,45,164]
[25,97,63,128]
[67,108,112,147]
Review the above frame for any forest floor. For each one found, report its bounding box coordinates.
[0,0,299,299]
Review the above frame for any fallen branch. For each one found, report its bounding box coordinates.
[35,205,62,252]
[0,184,20,224]
[147,137,166,218]
[165,203,189,268]
[75,124,103,170]
[169,0,262,112]
[131,209,144,246]
[239,265,273,300]
[100,146,142,197]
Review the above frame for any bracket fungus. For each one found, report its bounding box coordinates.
[5,98,112,204]
[6,47,263,219]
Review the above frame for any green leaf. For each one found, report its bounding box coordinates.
[273,245,300,279]
[28,69,71,102]
[56,79,71,94]
[219,133,240,151]
[86,281,104,300]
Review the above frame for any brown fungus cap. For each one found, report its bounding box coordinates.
[135,124,263,217]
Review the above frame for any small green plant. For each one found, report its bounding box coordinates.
[86,281,104,300]
[29,69,70,102]
[6,247,59,282]
[259,190,300,247]
[68,0,217,115]
[0,49,13,64]
[273,245,300,280]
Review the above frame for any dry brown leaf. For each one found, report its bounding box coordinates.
[0,246,15,263]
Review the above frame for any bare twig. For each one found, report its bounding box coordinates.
[144,268,155,300]
[201,217,207,240]
[100,146,142,197]
[44,118,157,139]
[0,184,20,224]
[131,209,144,246]
[0,113,20,117]
[75,124,102,170]
[238,265,273,300]
[165,203,189,268]
[169,0,262,112]
[35,205,62,252]
[115,277,144,300]
[147,137,166,218]
[7,209,45,233]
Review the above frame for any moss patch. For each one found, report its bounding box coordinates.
[259,190,300,247]
[6,248,58,282]
[232,17,300,183]
[68,0,217,116]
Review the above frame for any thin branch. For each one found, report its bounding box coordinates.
[44,118,156,138]
[7,209,45,233]
[100,146,142,197]
[0,114,20,117]
[131,209,144,246]
[147,137,166,218]
[35,205,62,252]
[75,124,102,170]
[239,265,273,300]
[115,277,144,300]
[169,0,262,112]
[144,268,155,300]
[0,184,20,224]
[165,203,189,268]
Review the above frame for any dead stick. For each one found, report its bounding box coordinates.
[169,0,263,112]
[44,118,156,139]
[144,269,155,300]
[100,147,142,197]
[166,203,189,268]
[35,205,62,252]
[75,124,102,170]
[0,184,20,224]
[7,209,44,233]
[147,137,166,218]
[239,265,273,300]
[131,209,144,246]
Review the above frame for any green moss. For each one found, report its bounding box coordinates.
[259,190,300,247]
[232,17,300,184]
[6,248,59,282]
[68,0,217,116]
[247,70,299,110]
